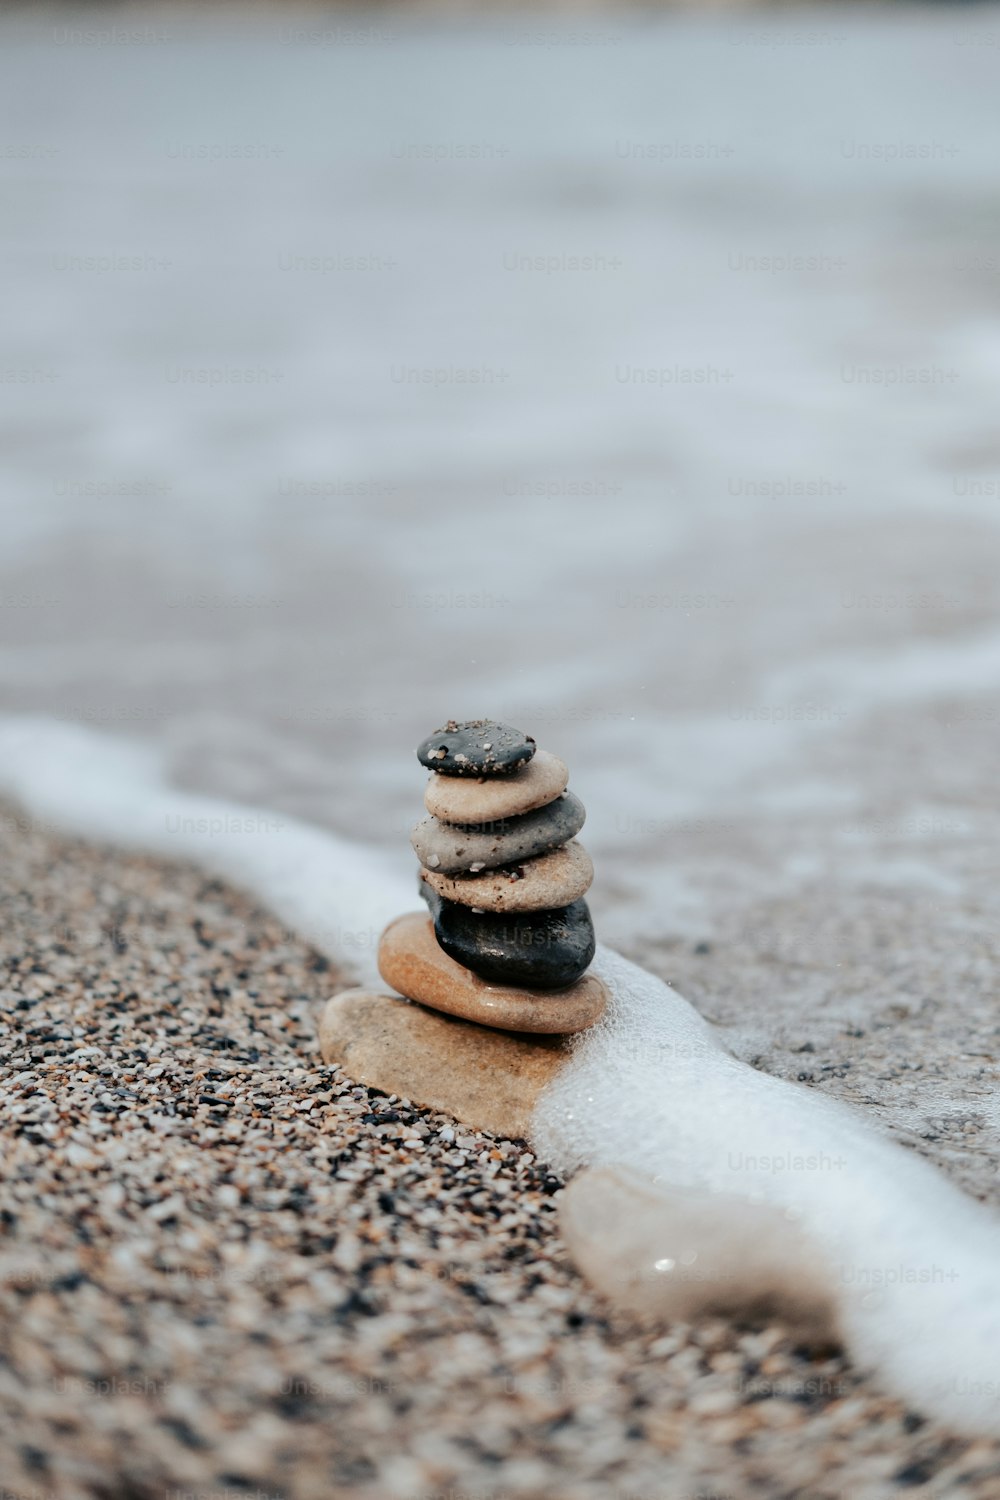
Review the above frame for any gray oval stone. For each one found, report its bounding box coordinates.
[410,791,585,875]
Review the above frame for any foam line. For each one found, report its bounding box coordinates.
[0,717,412,990]
[534,947,1000,1433]
[1,716,998,1433]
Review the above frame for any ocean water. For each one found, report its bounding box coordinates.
[4,3,1000,983]
[3,7,999,934]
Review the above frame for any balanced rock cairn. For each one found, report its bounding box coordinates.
[376,719,607,1034]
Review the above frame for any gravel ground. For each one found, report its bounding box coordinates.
[5,808,1000,1500]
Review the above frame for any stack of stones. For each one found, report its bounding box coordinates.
[376,719,606,1035]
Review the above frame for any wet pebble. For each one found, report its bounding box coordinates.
[416,719,536,777]
[431,896,596,990]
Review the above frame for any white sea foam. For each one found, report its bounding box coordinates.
[536,946,1000,1434]
[0,717,412,989]
[2,715,1000,1434]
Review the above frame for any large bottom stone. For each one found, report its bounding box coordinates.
[378,912,607,1033]
[318,988,572,1137]
[429,890,596,989]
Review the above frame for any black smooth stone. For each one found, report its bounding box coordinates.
[417,719,536,777]
[427,894,596,991]
[418,876,443,918]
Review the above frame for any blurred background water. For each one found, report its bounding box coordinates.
[4,4,1000,960]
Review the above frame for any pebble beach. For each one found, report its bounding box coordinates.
[5,811,1000,1500]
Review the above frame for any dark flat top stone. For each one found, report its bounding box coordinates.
[417,719,536,777]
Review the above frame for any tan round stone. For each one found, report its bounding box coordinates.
[424,749,569,824]
[377,912,606,1034]
[318,986,573,1138]
[420,840,593,912]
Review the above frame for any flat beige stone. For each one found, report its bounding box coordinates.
[424,749,569,824]
[377,912,606,1033]
[421,840,593,912]
[318,987,573,1138]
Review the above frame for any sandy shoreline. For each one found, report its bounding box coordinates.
[3,806,1000,1499]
